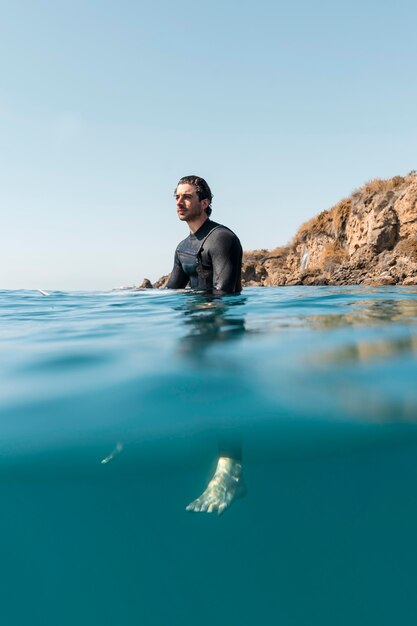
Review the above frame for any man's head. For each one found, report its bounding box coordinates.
[174,176,213,221]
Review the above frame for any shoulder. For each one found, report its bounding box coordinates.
[207,222,241,246]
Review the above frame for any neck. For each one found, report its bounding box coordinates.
[187,213,209,234]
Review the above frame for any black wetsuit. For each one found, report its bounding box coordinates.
[166,219,242,294]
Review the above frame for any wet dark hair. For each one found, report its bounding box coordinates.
[175,175,213,216]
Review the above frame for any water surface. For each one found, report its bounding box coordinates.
[1,286,417,625]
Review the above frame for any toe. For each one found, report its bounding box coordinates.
[217,502,227,515]
[199,499,210,512]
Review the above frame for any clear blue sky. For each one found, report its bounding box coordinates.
[1,0,416,290]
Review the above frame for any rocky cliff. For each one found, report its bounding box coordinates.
[143,172,417,288]
[242,172,417,287]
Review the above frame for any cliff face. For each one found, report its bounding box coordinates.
[242,172,417,287]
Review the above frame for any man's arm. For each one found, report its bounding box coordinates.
[209,230,242,294]
[166,250,189,289]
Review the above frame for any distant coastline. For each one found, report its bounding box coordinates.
[140,172,417,288]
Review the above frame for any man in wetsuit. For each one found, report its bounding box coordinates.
[167,175,245,515]
[167,175,242,295]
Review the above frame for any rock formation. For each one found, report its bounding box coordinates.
[138,278,153,288]
[144,172,417,288]
[152,275,169,288]
[242,172,417,287]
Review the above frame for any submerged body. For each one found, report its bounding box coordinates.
[169,176,244,514]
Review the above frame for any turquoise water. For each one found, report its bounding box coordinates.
[2,286,417,625]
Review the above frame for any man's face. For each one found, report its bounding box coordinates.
[175,183,208,222]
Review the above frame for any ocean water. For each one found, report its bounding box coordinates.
[1,286,417,626]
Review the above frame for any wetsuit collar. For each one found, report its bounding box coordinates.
[190,219,215,240]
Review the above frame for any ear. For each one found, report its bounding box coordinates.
[201,198,210,211]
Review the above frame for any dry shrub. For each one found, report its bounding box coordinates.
[295,210,333,243]
[396,237,417,260]
[268,245,288,258]
[243,245,289,266]
[320,242,349,273]
[356,176,405,196]
[330,198,351,240]
[292,200,351,248]
[243,248,269,262]
[392,175,406,187]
